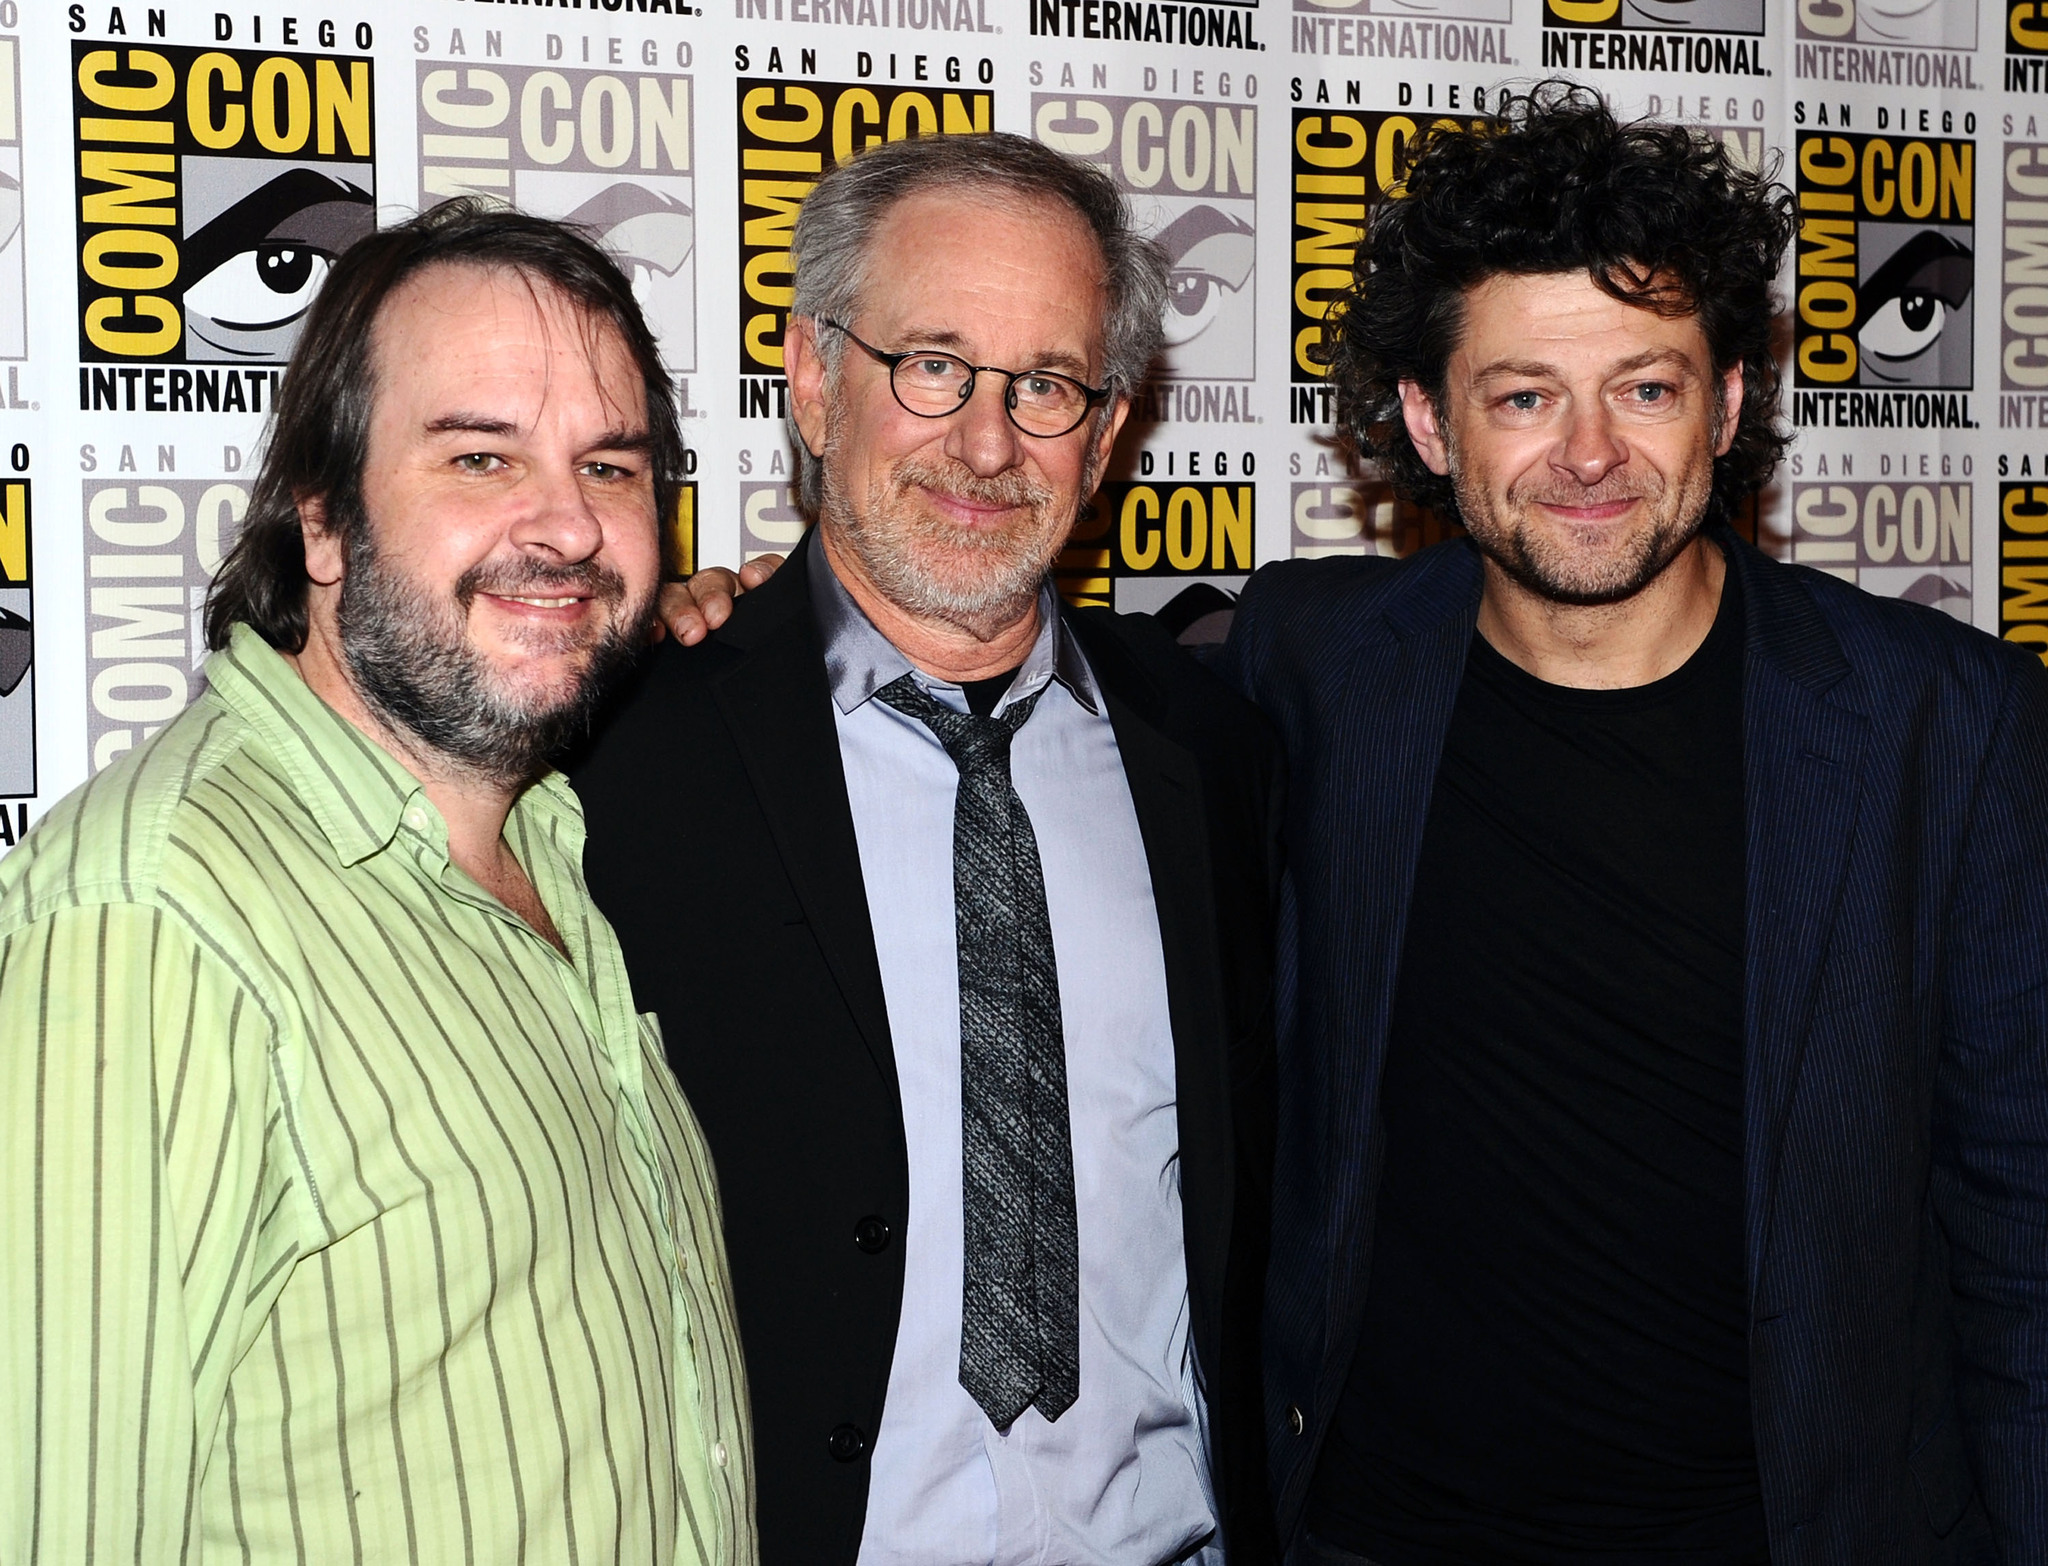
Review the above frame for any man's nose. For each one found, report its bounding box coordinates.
[944,372,1027,476]
[1556,400,1626,486]
[509,464,605,561]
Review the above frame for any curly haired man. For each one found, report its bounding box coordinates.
[1227,85,2047,1566]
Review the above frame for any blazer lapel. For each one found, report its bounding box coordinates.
[1318,546,1480,1309]
[1073,618,1236,1361]
[711,540,900,1097]
[1734,539,1870,1301]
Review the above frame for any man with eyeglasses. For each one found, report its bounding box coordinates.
[572,133,1282,1566]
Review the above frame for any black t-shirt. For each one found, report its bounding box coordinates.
[1307,566,1767,1564]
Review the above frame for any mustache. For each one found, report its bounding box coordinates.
[890,456,1055,513]
[455,556,629,606]
[1509,476,1662,511]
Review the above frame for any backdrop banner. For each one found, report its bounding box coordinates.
[0,0,2029,849]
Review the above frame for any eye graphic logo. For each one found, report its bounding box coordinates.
[1157,204,1255,363]
[0,38,22,361]
[1794,132,1974,389]
[1800,0,1975,48]
[0,479,30,798]
[567,183,694,368]
[73,45,376,367]
[418,63,695,373]
[1036,94,1256,383]
[182,164,373,361]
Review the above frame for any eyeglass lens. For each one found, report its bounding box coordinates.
[891,353,1091,436]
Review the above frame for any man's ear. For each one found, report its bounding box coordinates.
[298,493,344,588]
[785,316,831,459]
[1714,361,1746,458]
[1083,392,1131,496]
[1398,380,1452,477]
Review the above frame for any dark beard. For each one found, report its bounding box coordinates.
[336,513,652,785]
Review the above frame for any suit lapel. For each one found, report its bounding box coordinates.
[1073,618,1236,1355]
[1316,551,1479,1323]
[1734,539,1870,1298]
[711,541,899,1096]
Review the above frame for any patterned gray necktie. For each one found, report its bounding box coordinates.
[874,671,1081,1427]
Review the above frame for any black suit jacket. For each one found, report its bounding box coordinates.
[1221,530,2048,1564]
[574,537,1283,1564]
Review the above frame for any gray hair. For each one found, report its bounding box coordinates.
[786,131,1168,515]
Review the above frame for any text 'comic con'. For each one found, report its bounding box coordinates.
[0,0,2030,844]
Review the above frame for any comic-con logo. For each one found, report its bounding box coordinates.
[736,77,993,418]
[418,62,695,373]
[1789,480,1971,617]
[1289,110,1486,425]
[1290,479,1453,558]
[1055,470,1254,617]
[1035,93,1255,383]
[2015,2,2048,87]
[1799,0,1974,49]
[2002,144,2048,389]
[82,478,247,773]
[2017,0,2048,53]
[0,36,23,361]
[1794,132,1975,392]
[0,476,30,800]
[72,45,375,376]
[1999,482,2048,662]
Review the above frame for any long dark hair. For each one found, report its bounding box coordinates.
[1325,82,1795,528]
[204,197,687,652]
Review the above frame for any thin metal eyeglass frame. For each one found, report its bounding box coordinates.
[816,317,1110,438]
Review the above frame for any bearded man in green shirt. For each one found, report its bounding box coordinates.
[0,200,757,1564]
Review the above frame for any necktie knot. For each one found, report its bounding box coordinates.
[874,673,1043,775]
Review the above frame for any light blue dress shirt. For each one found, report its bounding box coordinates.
[811,552,1220,1566]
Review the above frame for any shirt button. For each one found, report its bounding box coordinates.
[1287,1404,1305,1437]
[853,1215,892,1253]
[827,1423,868,1463]
[713,1441,729,1470]
[405,807,427,831]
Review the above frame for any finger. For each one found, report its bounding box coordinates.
[658,581,709,646]
[688,568,739,631]
[738,553,787,589]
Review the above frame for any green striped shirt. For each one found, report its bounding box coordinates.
[0,624,757,1565]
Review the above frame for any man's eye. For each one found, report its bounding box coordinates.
[1632,383,1673,404]
[1504,391,1542,411]
[456,453,502,473]
[583,461,626,480]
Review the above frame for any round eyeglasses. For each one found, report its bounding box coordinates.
[819,318,1110,439]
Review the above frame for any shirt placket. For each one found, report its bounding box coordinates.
[401,798,723,1560]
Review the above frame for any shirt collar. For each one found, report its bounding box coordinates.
[809,532,1101,718]
[203,623,583,869]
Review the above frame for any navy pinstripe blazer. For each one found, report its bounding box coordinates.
[1217,528,2048,1564]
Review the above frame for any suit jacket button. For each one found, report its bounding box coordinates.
[1287,1404,1305,1437]
[828,1423,868,1463]
[853,1215,892,1253]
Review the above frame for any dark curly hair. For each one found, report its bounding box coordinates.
[204,197,687,654]
[1324,82,1795,529]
